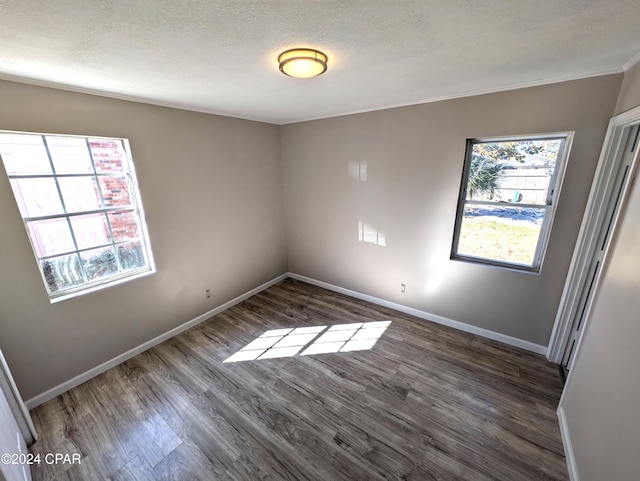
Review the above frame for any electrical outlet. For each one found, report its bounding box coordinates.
[206,289,211,298]
[401,283,406,293]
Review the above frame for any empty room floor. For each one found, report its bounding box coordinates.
[28,278,568,480]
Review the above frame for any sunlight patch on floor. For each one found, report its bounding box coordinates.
[223,321,391,363]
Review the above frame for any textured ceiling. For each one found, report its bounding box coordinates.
[0,1,639,124]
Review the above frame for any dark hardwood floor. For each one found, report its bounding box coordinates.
[28,278,568,480]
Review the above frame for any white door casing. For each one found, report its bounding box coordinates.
[0,349,35,481]
[548,105,640,365]
[0,379,31,481]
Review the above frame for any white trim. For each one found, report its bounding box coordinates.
[557,407,580,481]
[281,69,622,125]
[0,73,270,125]
[0,69,622,126]
[547,105,640,363]
[25,273,288,409]
[612,104,640,125]
[289,273,547,354]
[622,49,640,72]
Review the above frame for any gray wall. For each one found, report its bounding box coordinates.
[560,64,640,481]
[282,74,621,346]
[0,80,287,400]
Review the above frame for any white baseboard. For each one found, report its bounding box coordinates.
[25,273,288,409]
[557,406,580,481]
[288,273,547,354]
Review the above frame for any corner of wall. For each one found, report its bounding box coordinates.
[615,57,640,114]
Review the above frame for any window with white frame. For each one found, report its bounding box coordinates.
[451,134,572,272]
[0,132,155,301]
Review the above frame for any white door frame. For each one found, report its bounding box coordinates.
[0,350,36,445]
[547,105,640,364]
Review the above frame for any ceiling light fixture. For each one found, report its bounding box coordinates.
[278,48,328,78]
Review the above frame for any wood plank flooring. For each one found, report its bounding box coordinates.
[28,278,568,480]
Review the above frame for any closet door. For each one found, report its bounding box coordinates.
[561,124,640,369]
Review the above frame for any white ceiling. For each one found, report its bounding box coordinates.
[1,1,639,125]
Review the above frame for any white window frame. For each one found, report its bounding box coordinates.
[0,131,155,302]
[451,132,573,273]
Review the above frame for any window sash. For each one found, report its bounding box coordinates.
[455,203,553,269]
[32,237,143,261]
[40,264,152,302]
[22,206,136,223]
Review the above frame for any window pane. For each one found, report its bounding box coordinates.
[27,218,75,257]
[80,246,118,281]
[9,178,63,217]
[457,205,546,266]
[41,253,84,293]
[108,210,139,241]
[117,241,146,271]
[58,177,103,212]
[99,175,132,207]
[496,169,552,205]
[89,139,127,173]
[69,213,111,250]
[46,136,93,174]
[0,134,51,175]
[468,139,563,204]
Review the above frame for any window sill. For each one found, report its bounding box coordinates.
[49,268,156,304]
[451,254,542,275]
